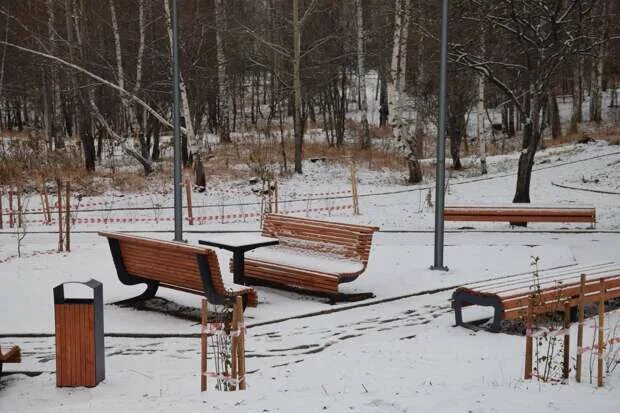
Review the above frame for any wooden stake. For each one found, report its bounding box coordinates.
[235,296,246,390]
[350,163,360,215]
[200,299,208,392]
[230,299,240,391]
[43,184,52,224]
[524,298,533,380]
[274,181,279,213]
[563,302,570,380]
[0,185,3,229]
[576,274,586,382]
[16,184,22,228]
[39,188,47,224]
[597,279,605,388]
[56,179,63,252]
[185,179,194,225]
[9,185,14,228]
[65,182,71,252]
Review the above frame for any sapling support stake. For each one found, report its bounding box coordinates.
[235,296,246,390]
[576,274,586,382]
[9,184,14,228]
[525,298,534,380]
[200,299,208,392]
[563,302,570,380]
[56,179,63,252]
[43,183,52,224]
[598,279,605,387]
[230,299,240,391]
[65,181,71,252]
[185,179,194,225]
[16,184,22,228]
[0,184,3,229]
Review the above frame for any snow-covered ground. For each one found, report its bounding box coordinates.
[1,142,620,411]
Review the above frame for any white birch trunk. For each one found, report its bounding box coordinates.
[387,0,403,135]
[163,0,197,148]
[355,0,370,149]
[47,0,64,148]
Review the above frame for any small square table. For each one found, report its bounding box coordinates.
[199,234,279,285]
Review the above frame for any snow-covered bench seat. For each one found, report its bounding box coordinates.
[0,345,21,375]
[444,204,596,224]
[452,262,620,332]
[99,232,257,309]
[240,214,379,301]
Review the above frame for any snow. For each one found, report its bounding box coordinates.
[245,245,365,275]
[198,234,278,248]
[1,141,620,411]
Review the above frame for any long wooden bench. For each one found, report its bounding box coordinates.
[99,232,257,309]
[240,214,379,301]
[444,204,596,224]
[0,345,21,375]
[452,262,620,332]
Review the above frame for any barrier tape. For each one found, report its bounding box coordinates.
[288,189,352,198]
[17,204,353,227]
[202,372,245,386]
[526,327,570,338]
[2,188,354,216]
[577,337,620,355]
[201,322,245,338]
[2,190,173,214]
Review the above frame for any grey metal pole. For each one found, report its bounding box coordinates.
[172,0,183,242]
[432,0,448,271]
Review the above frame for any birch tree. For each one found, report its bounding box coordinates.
[46,0,65,149]
[589,0,609,123]
[163,0,205,186]
[355,0,370,149]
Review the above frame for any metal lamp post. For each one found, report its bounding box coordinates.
[172,0,183,242]
[432,0,449,271]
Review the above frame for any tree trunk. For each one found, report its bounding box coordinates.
[513,94,544,217]
[477,18,487,174]
[355,0,370,149]
[292,0,303,174]
[569,62,583,133]
[47,0,65,149]
[379,68,388,127]
[589,50,603,123]
[549,91,561,139]
[214,0,232,143]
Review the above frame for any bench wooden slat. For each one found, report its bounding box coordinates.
[444,204,596,224]
[242,214,378,297]
[452,262,620,332]
[99,232,257,309]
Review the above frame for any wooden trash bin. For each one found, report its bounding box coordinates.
[54,279,105,387]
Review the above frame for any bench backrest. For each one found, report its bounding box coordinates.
[261,214,379,263]
[99,232,227,296]
[444,204,596,223]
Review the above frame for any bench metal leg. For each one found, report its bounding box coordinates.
[452,290,504,333]
[108,238,160,303]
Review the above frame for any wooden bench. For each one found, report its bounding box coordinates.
[240,214,379,301]
[99,232,257,309]
[0,345,21,375]
[452,262,620,332]
[444,204,596,224]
